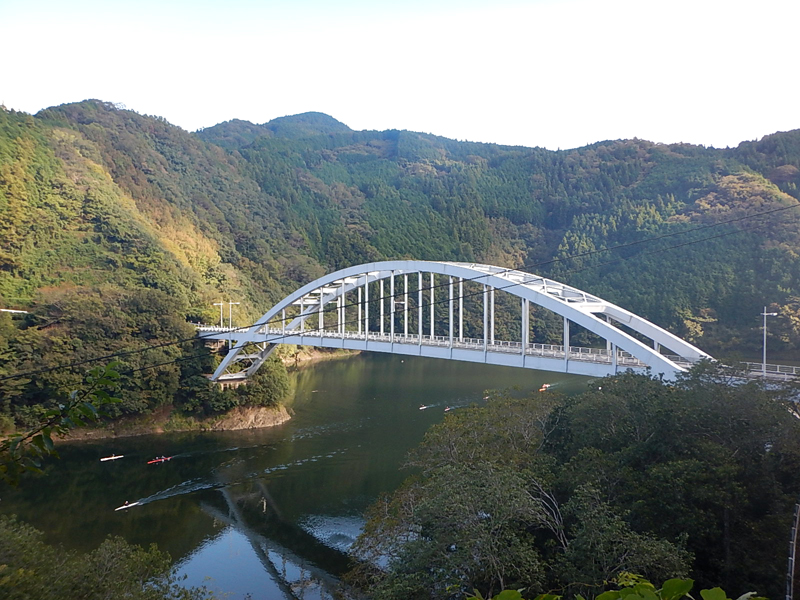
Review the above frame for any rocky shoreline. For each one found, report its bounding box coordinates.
[60,404,292,442]
[54,348,358,443]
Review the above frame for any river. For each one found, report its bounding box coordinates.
[0,354,591,599]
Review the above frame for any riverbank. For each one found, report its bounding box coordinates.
[60,404,292,442]
[282,347,361,370]
[25,348,359,444]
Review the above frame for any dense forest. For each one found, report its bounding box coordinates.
[2,100,800,431]
[347,368,800,600]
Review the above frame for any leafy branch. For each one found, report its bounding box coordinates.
[0,362,121,486]
[467,573,768,600]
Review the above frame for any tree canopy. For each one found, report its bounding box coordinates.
[347,367,800,600]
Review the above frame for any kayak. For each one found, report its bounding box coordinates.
[419,405,430,410]
[147,456,173,464]
[115,501,140,511]
[100,454,124,462]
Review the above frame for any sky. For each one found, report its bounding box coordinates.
[1,0,798,151]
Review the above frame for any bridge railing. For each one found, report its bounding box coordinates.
[738,361,800,379]
[196,325,799,380]
[198,325,662,368]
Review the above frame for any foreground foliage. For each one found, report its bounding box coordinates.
[0,515,213,600]
[468,573,767,600]
[0,363,121,486]
[347,367,800,599]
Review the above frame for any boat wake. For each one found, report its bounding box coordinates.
[129,448,350,508]
[290,418,370,442]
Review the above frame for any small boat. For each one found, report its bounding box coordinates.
[419,404,430,410]
[444,406,452,412]
[114,501,140,511]
[100,454,124,462]
[147,456,173,465]
[538,383,552,392]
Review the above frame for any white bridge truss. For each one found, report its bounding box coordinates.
[198,260,714,382]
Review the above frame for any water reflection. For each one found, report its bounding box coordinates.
[0,354,591,599]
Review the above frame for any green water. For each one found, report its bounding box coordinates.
[0,354,590,599]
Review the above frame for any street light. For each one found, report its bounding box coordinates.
[227,302,240,348]
[762,306,778,379]
[213,302,224,328]
[227,302,240,328]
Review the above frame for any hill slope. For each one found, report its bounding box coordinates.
[2,99,800,428]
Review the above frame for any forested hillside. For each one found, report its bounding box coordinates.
[199,115,800,354]
[2,99,800,431]
[348,369,800,599]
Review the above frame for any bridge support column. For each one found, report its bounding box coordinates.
[404,274,409,339]
[340,281,346,338]
[483,284,488,356]
[358,287,362,335]
[490,287,495,345]
[418,272,423,348]
[612,342,618,373]
[380,279,385,337]
[430,273,434,340]
[300,298,304,333]
[563,317,570,371]
[449,277,454,354]
[522,298,529,365]
[365,276,369,340]
[390,272,395,345]
[459,278,463,343]
[318,294,323,343]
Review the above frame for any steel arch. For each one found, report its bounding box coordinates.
[204,260,712,381]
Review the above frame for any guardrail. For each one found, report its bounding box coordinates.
[196,325,649,367]
[195,325,799,380]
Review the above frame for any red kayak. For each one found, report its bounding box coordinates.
[147,456,173,465]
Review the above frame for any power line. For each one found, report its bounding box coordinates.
[1,200,797,383]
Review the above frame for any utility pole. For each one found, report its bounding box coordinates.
[227,301,240,349]
[787,502,799,600]
[227,301,240,329]
[762,306,778,379]
[213,302,224,328]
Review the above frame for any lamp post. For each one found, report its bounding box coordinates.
[227,302,240,348]
[213,302,224,328]
[227,301,240,329]
[762,306,778,379]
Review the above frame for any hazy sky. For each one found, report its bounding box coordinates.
[1,0,797,150]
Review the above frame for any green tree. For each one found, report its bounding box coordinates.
[348,367,800,599]
[0,515,213,600]
[0,362,121,486]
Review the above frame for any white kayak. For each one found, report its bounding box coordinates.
[101,454,124,462]
[115,501,140,511]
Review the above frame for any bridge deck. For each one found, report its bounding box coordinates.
[198,325,696,378]
[197,325,797,381]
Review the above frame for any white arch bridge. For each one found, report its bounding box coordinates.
[196,260,731,384]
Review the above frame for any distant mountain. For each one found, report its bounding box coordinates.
[193,118,273,150]
[196,112,351,149]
